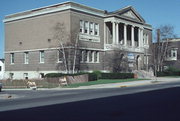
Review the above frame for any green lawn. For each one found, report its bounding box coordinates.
[64,78,145,88]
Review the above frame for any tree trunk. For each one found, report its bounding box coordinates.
[60,43,68,73]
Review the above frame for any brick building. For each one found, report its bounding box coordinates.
[4,2,152,79]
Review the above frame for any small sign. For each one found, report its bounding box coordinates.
[128,53,135,62]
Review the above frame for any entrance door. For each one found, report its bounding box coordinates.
[136,55,141,70]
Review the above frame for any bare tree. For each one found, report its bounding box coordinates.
[153,24,177,72]
[53,22,80,74]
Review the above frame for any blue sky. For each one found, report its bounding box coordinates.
[0,0,180,59]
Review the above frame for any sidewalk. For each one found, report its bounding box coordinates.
[70,77,180,89]
[3,77,180,91]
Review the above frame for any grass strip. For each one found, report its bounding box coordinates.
[64,78,145,88]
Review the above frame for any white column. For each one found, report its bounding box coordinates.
[112,22,116,44]
[124,24,127,46]
[138,28,141,47]
[116,22,119,44]
[87,51,90,62]
[104,22,107,44]
[141,29,144,46]
[138,27,144,47]
[131,25,134,47]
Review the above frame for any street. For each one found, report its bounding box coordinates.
[0,81,180,121]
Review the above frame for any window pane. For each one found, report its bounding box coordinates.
[11,53,14,64]
[80,20,83,33]
[84,21,88,34]
[81,50,85,62]
[89,51,92,62]
[58,50,63,62]
[24,52,29,64]
[40,51,45,63]
[84,51,87,62]
[90,22,93,35]
[94,52,97,62]
[94,23,99,35]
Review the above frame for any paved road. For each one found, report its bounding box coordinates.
[0,81,180,121]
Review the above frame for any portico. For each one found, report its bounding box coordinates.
[104,20,144,50]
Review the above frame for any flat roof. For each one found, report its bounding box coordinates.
[4,1,105,23]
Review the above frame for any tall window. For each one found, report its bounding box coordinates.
[84,21,89,34]
[24,52,29,64]
[0,66,1,71]
[146,34,149,44]
[172,49,176,57]
[80,20,84,33]
[40,51,45,63]
[58,50,63,62]
[81,50,99,63]
[94,23,99,35]
[10,53,14,64]
[90,22,94,35]
[89,51,92,62]
[81,50,85,62]
[143,34,149,45]
[94,51,99,63]
[84,51,88,62]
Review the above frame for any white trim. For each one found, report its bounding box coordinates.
[79,33,100,42]
[104,17,152,30]
[80,47,104,51]
[5,47,58,53]
[4,2,105,23]
[5,47,104,54]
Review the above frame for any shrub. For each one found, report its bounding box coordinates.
[88,73,98,81]
[100,73,134,79]
[157,67,180,77]
[45,72,134,81]
[45,73,64,78]
[157,71,180,77]
[45,72,98,81]
[92,70,102,79]
[45,73,87,78]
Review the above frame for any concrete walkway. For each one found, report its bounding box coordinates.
[2,77,180,91]
[71,77,180,89]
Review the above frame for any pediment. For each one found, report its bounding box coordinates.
[122,10,137,19]
[111,6,146,23]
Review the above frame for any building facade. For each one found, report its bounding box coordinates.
[4,2,152,79]
[162,38,180,69]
